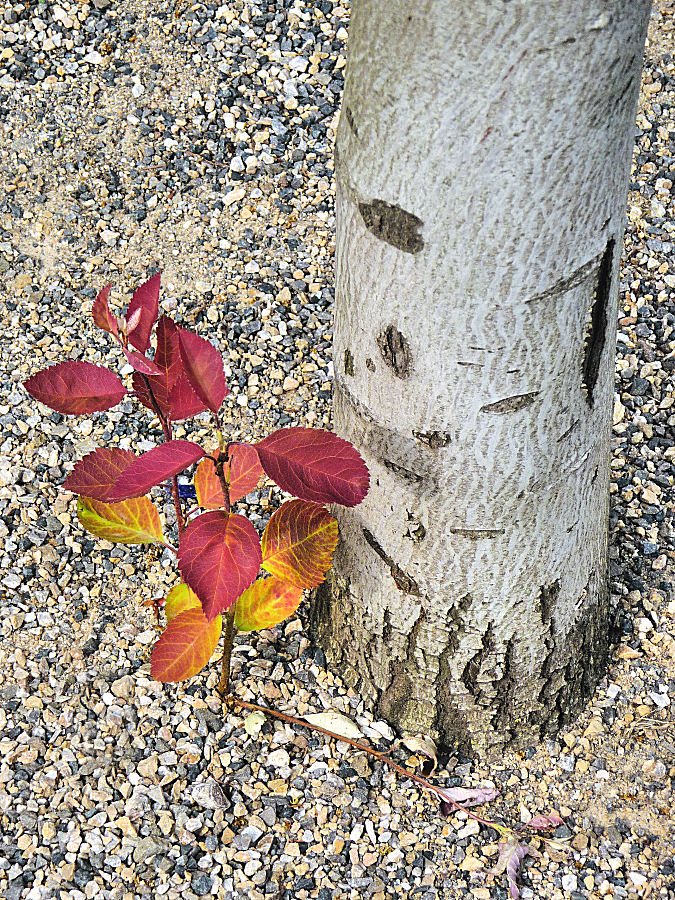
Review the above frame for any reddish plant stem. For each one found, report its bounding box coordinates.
[217,610,236,695]
[140,374,185,535]
[230,697,512,835]
[214,448,231,515]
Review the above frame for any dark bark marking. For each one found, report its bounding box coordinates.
[448,527,504,539]
[344,348,355,376]
[526,248,605,304]
[377,325,412,377]
[480,392,539,414]
[333,378,439,490]
[461,625,495,694]
[457,360,485,368]
[344,105,358,136]
[358,199,424,254]
[538,580,560,627]
[365,357,375,372]
[413,430,451,449]
[377,610,424,725]
[556,419,580,443]
[362,527,421,596]
[582,238,614,407]
[382,458,425,483]
[405,510,426,543]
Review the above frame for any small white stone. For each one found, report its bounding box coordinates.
[649,690,670,708]
[100,229,118,246]
[267,748,290,769]
[370,719,395,741]
[562,873,577,892]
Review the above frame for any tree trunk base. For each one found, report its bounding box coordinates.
[311,563,610,757]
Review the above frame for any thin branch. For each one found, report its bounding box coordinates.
[140,374,185,535]
[217,610,236,695]
[229,697,511,835]
[214,448,231,515]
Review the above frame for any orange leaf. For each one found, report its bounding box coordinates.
[234,576,304,632]
[164,583,200,622]
[261,499,337,590]
[151,608,222,682]
[194,444,263,508]
[77,496,163,544]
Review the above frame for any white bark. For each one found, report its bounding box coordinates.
[312,0,652,755]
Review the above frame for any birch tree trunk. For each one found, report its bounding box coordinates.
[311,0,652,756]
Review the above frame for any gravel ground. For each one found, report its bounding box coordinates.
[0,2,673,900]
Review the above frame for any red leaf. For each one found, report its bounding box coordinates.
[177,326,228,414]
[492,838,539,900]
[166,373,209,421]
[256,427,369,506]
[92,284,118,339]
[106,440,205,501]
[194,444,263,508]
[64,447,135,500]
[525,814,564,831]
[23,361,126,415]
[436,785,500,815]
[131,317,208,422]
[122,347,162,376]
[151,607,222,682]
[178,511,262,620]
[228,444,264,502]
[126,272,160,352]
[132,372,208,422]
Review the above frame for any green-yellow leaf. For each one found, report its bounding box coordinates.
[77,496,163,544]
[164,583,201,622]
[234,576,304,632]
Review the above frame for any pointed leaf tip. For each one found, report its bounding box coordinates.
[106,440,205,502]
[64,447,136,500]
[92,284,118,338]
[23,361,126,415]
[126,272,160,352]
[122,347,162,376]
[77,496,164,544]
[178,511,262,620]
[256,427,369,507]
[261,499,338,590]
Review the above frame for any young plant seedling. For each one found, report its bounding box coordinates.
[23,274,569,898]
[23,273,370,690]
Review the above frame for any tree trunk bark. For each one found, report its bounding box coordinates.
[311,0,652,756]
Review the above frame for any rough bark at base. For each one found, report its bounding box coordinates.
[311,0,652,757]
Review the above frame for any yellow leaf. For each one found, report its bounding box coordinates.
[234,577,303,632]
[164,583,201,622]
[77,496,163,544]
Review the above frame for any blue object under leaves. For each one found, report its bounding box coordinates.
[162,482,197,499]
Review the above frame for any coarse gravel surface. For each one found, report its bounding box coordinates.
[0,2,673,900]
